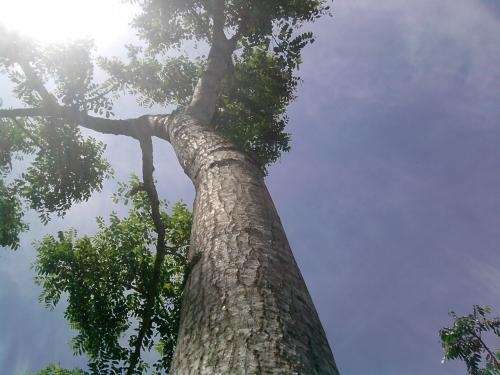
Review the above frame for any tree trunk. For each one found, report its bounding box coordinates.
[166,114,339,374]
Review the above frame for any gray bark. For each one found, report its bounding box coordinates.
[164,114,340,374]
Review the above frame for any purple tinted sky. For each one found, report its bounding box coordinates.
[1,1,500,374]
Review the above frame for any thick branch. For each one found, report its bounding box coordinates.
[186,1,236,124]
[3,50,173,140]
[0,107,171,140]
[211,0,226,38]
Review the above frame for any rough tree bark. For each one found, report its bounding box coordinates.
[161,114,340,374]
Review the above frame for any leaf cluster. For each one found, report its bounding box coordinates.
[99,48,201,108]
[1,30,114,115]
[0,115,111,247]
[440,305,500,375]
[214,46,294,167]
[0,177,27,249]
[19,121,111,223]
[0,32,114,244]
[0,115,31,249]
[43,41,114,116]
[128,0,330,53]
[29,364,86,375]
[35,179,192,373]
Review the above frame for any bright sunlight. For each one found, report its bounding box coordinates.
[0,0,136,47]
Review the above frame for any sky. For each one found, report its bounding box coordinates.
[1,0,500,374]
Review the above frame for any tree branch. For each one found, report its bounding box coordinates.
[211,0,226,39]
[0,107,171,140]
[472,331,499,367]
[186,0,237,124]
[2,48,172,141]
[127,135,177,374]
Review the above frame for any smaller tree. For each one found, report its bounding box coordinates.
[440,305,500,375]
[30,364,86,375]
[34,177,192,374]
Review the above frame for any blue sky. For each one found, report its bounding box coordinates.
[1,1,500,374]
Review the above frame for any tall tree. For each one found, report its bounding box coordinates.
[0,1,340,373]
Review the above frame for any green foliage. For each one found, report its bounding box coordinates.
[99,48,201,108]
[18,122,110,223]
[0,1,330,248]
[0,115,35,170]
[0,33,113,239]
[0,30,113,115]
[0,111,111,234]
[129,0,212,53]
[0,116,30,249]
[29,364,86,375]
[215,46,294,167]
[102,0,331,168]
[35,179,192,373]
[440,305,500,375]
[44,41,114,116]
[0,178,27,249]
[129,1,330,54]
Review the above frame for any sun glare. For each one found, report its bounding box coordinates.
[0,0,137,48]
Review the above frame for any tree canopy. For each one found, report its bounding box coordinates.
[0,0,331,250]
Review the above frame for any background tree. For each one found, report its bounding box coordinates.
[440,305,500,375]
[30,364,86,375]
[0,1,340,373]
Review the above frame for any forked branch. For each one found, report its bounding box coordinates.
[186,0,237,124]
